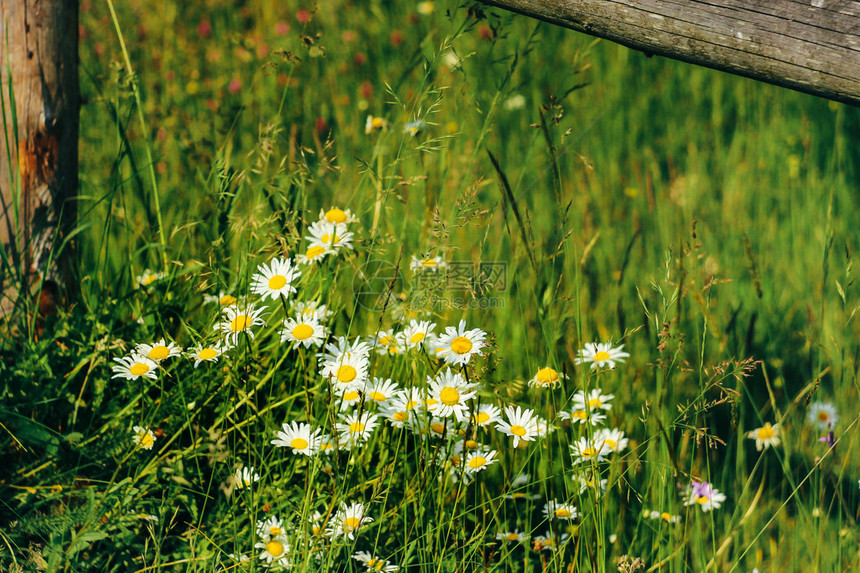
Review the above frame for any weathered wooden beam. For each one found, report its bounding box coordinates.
[477,0,860,107]
[0,0,79,318]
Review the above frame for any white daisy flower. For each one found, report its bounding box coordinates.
[575,342,629,370]
[271,421,322,456]
[295,243,332,265]
[495,405,539,448]
[747,422,780,451]
[137,270,165,287]
[112,354,158,381]
[427,368,478,421]
[571,388,614,411]
[134,339,182,362]
[683,481,726,512]
[470,403,502,427]
[319,336,374,365]
[532,531,570,552]
[543,500,579,520]
[364,377,401,403]
[337,387,363,411]
[364,115,389,133]
[400,319,436,350]
[570,436,610,465]
[203,291,238,306]
[322,353,370,392]
[436,320,487,366]
[251,257,301,301]
[307,220,353,251]
[353,551,398,572]
[594,427,628,454]
[572,472,608,495]
[381,389,423,428]
[464,449,499,475]
[281,315,326,348]
[646,510,681,524]
[217,304,267,346]
[327,502,373,540]
[560,408,607,426]
[185,343,225,367]
[132,425,156,450]
[409,255,447,272]
[336,411,379,446]
[317,434,339,455]
[255,534,290,567]
[807,401,838,430]
[319,207,359,225]
[233,466,260,489]
[293,300,331,321]
[528,366,566,389]
[256,516,287,539]
[496,529,529,544]
[374,329,403,356]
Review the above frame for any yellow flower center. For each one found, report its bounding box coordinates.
[292,324,314,340]
[198,348,217,360]
[758,424,775,439]
[506,533,519,541]
[660,512,671,521]
[268,274,287,290]
[535,367,558,383]
[465,440,478,449]
[230,315,251,332]
[451,336,473,354]
[474,412,490,424]
[581,447,597,458]
[265,540,284,557]
[371,117,385,129]
[425,398,438,407]
[410,332,426,343]
[696,496,709,505]
[219,294,237,305]
[290,438,309,450]
[343,391,359,401]
[320,233,339,244]
[468,456,486,468]
[393,412,407,422]
[270,526,282,536]
[337,365,357,383]
[368,392,386,401]
[325,208,347,223]
[588,398,603,408]
[510,425,526,437]
[143,275,158,285]
[555,508,571,518]
[379,336,393,346]
[421,259,438,267]
[343,517,361,531]
[306,245,326,259]
[139,432,154,448]
[148,345,170,360]
[405,400,418,410]
[572,410,588,420]
[130,363,150,376]
[593,350,611,362]
[431,422,445,434]
[349,422,366,433]
[440,386,460,406]
[604,439,617,449]
[817,411,829,422]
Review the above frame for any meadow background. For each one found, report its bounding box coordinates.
[2,0,859,571]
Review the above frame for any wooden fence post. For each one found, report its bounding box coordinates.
[0,0,79,319]
[477,0,860,107]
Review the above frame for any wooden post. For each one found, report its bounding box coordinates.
[477,0,860,107]
[0,0,79,318]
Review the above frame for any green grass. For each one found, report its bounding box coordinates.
[2,1,859,571]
